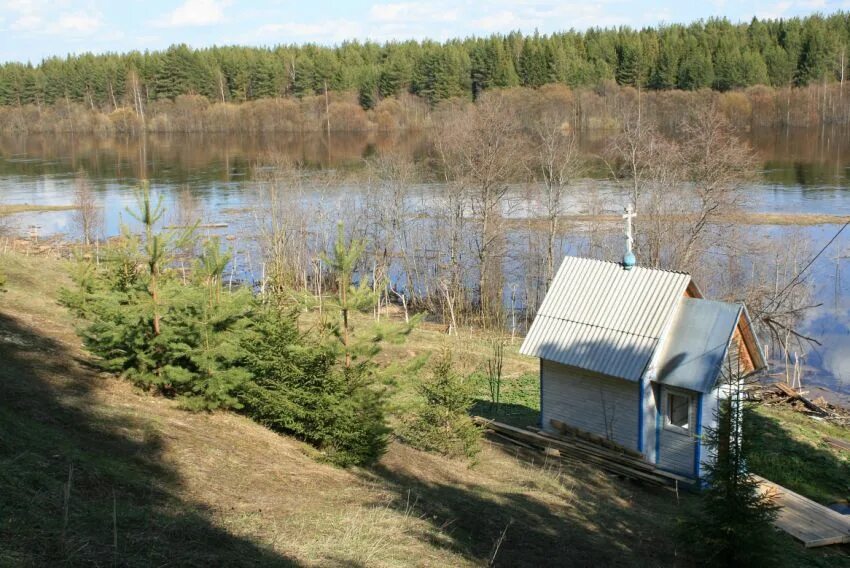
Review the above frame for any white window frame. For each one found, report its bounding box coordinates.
[663,389,694,436]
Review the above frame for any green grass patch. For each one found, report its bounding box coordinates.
[748,404,850,505]
[468,371,540,428]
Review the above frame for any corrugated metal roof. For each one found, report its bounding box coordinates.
[654,298,742,393]
[520,256,691,381]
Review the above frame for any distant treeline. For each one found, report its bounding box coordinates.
[1,13,849,113]
[2,82,850,135]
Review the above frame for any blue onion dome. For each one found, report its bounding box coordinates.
[623,251,636,270]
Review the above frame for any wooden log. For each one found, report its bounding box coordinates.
[490,431,535,450]
[484,418,654,474]
[165,223,229,229]
[824,437,850,453]
[530,428,657,473]
[483,434,567,468]
[496,431,668,486]
[773,383,829,415]
[474,417,693,487]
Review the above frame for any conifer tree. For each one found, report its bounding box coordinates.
[61,189,254,410]
[239,300,390,466]
[171,239,254,410]
[323,222,377,368]
[681,369,779,566]
[399,350,481,459]
[3,14,850,106]
[357,69,378,110]
[678,38,715,89]
[128,183,194,337]
[377,52,411,98]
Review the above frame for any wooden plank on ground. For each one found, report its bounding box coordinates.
[824,436,850,453]
[531,426,656,471]
[474,416,694,487]
[774,382,799,398]
[754,475,850,548]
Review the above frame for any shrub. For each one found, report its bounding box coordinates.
[239,308,389,467]
[399,351,481,460]
[62,195,398,467]
[61,190,255,410]
[63,235,256,410]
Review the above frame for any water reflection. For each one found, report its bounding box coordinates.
[0,131,431,183]
[2,128,850,398]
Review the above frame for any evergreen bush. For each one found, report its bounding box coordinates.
[239,307,389,467]
[399,351,481,460]
[61,189,255,410]
[61,196,405,468]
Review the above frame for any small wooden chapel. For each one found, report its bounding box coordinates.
[519,206,766,479]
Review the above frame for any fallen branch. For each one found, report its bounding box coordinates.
[773,383,829,416]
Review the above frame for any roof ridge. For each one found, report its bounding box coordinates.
[683,296,743,307]
[561,254,691,276]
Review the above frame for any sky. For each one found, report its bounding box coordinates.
[1,0,848,64]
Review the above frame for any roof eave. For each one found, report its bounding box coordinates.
[739,305,767,372]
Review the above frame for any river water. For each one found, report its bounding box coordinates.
[1,129,850,400]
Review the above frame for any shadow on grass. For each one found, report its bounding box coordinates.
[470,399,540,428]
[747,407,850,505]
[359,445,682,567]
[0,312,298,567]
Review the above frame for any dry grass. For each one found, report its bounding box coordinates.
[2,250,842,566]
[508,212,850,231]
[0,203,77,216]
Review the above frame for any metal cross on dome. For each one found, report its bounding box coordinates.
[623,203,636,255]
[622,204,637,270]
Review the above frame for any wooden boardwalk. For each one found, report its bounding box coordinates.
[755,475,850,548]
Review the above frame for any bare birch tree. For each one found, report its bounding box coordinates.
[434,94,527,325]
[363,153,419,317]
[677,103,757,269]
[71,170,103,246]
[252,157,316,299]
[607,97,755,273]
[529,109,583,287]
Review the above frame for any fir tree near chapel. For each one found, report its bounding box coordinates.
[681,366,779,567]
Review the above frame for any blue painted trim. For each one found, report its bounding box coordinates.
[654,386,661,464]
[538,359,543,428]
[637,379,644,453]
[693,393,704,479]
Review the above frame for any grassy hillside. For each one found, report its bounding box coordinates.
[0,250,847,566]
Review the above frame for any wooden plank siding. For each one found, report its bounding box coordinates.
[541,360,640,452]
[698,383,722,477]
[726,325,755,376]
